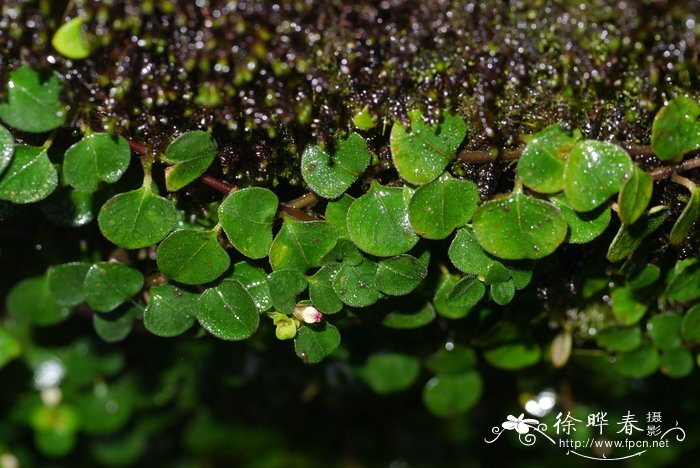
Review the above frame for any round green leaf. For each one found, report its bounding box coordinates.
[425,345,478,375]
[647,313,682,350]
[0,145,58,204]
[321,238,363,265]
[551,192,611,244]
[84,262,144,313]
[347,183,418,256]
[375,254,427,296]
[7,275,70,326]
[47,262,91,306]
[615,345,659,377]
[98,185,177,249]
[617,166,653,225]
[93,305,138,343]
[472,190,567,260]
[308,264,343,314]
[669,187,700,246]
[681,304,700,342]
[390,111,466,185]
[325,194,354,239]
[611,286,647,325]
[334,259,382,307]
[484,342,541,370]
[362,353,420,395]
[229,261,272,313]
[596,326,642,352]
[490,279,515,305]
[517,124,579,194]
[660,347,694,378]
[651,96,700,162]
[422,372,482,417]
[218,187,278,259]
[408,173,478,239]
[381,300,436,329]
[301,132,370,198]
[0,123,13,176]
[162,130,218,191]
[448,227,500,275]
[628,263,661,289]
[0,66,65,133]
[433,274,467,319]
[294,322,341,364]
[446,276,486,315]
[197,280,259,341]
[269,219,337,272]
[52,17,94,60]
[63,133,131,193]
[144,283,198,337]
[267,269,307,313]
[156,229,230,285]
[564,140,633,211]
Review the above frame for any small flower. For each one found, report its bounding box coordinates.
[502,414,539,434]
[294,305,323,324]
[272,312,300,340]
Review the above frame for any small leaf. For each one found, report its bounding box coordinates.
[162,130,218,191]
[218,187,278,259]
[666,260,700,301]
[325,194,354,239]
[0,145,58,204]
[197,280,259,341]
[425,345,478,375]
[0,327,21,369]
[483,263,511,285]
[0,123,14,177]
[347,182,418,256]
[681,303,700,342]
[47,262,91,306]
[615,345,659,377]
[564,140,633,211]
[517,124,579,194]
[472,190,567,260]
[381,300,436,329]
[627,264,660,289]
[229,261,272,313]
[0,66,65,133]
[651,96,700,162]
[433,274,467,319]
[446,276,485,315]
[669,187,700,245]
[267,269,307,313]
[321,238,363,265]
[617,166,653,225]
[375,254,427,296]
[51,17,94,60]
[596,326,641,352]
[7,275,70,326]
[93,305,138,343]
[660,347,693,378]
[308,264,343,314]
[551,192,611,244]
[490,279,515,305]
[333,259,382,307]
[294,322,341,363]
[156,229,230,285]
[647,313,682,350]
[606,206,670,262]
[611,286,647,325]
[98,186,177,249]
[362,353,420,395]
[301,132,370,198]
[84,262,144,313]
[484,342,541,370]
[269,219,337,271]
[422,372,482,417]
[63,134,131,193]
[390,111,466,185]
[144,283,198,337]
[448,227,501,275]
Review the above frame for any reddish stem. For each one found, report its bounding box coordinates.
[201,175,236,194]
[127,138,148,155]
[279,205,318,221]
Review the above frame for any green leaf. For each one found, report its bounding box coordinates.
[267,269,307,313]
[144,283,198,337]
[617,166,653,225]
[308,264,343,314]
[269,219,337,271]
[484,342,541,370]
[325,194,354,239]
[294,322,341,364]
[156,229,230,285]
[98,185,177,249]
[651,96,700,162]
[301,132,370,198]
[7,275,70,326]
[352,105,377,130]
[381,300,436,329]
[681,303,700,342]
[333,259,382,307]
[229,261,272,313]
[0,123,14,177]
[93,305,138,343]
[84,262,144,313]
[0,145,58,204]
[162,130,218,191]
[611,286,647,325]
[361,353,420,395]
[627,263,660,289]
[47,262,91,306]
[647,314,682,350]
[564,140,633,211]
[606,206,670,262]
[408,173,478,239]
[433,274,467,319]
[517,124,579,194]
[0,327,21,369]
[483,263,511,285]
[51,17,94,59]
[490,280,516,306]
[422,372,482,417]
[347,183,418,256]
[471,190,567,260]
[446,276,485,315]
[218,187,278,259]
[660,347,694,378]
[321,238,363,266]
[425,345,478,375]
[63,134,131,193]
[0,66,65,133]
[197,280,259,341]
[390,111,466,185]
[666,260,700,301]
[74,380,133,435]
[596,326,642,352]
[615,345,659,377]
[669,187,700,245]
[375,254,427,296]
[448,227,501,275]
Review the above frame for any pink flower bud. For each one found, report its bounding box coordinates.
[294,305,323,324]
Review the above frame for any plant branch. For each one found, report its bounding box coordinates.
[279,205,318,221]
[285,192,319,210]
[651,157,700,180]
[127,138,148,155]
[200,175,236,195]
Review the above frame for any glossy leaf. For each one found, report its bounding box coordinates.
[63,134,131,192]
[596,326,642,352]
[301,132,370,198]
[267,269,307,313]
[47,262,91,306]
[390,111,466,185]
[564,140,633,212]
[84,262,144,313]
[52,17,93,59]
[615,345,659,377]
[6,275,70,326]
[611,286,647,325]
[0,145,58,204]
[517,124,579,194]
[408,173,478,239]
[484,342,541,370]
[325,194,354,239]
[144,283,198,337]
[321,238,363,266]
[93,305,138,343]
[333,259,382,307]
[446,276,485,315]
[651,96,700,162]
[490,279,516,306]
[162,130,218,191]
[550,192,611,244]
[362,353,420,394]
[375,254,427,296]
[422,372,482,417]
[156,229,230,285]
[308,264,343,314]
[197,280,259,341]
[681,303,700,342]
[229,261,272,313]
[647,314,682,350]
[448,227,500,275]
[606,206,669,262]
[294,322,341,364]
[617,166,653,225]
[0,66,65,133]
[347,183,418,256]
[269,219,337,271]
[669,187,700,245]
[0,123,13,176]
[219,187,278,259]
[381,300,436,329]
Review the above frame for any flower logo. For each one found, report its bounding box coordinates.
[502,414,539,434]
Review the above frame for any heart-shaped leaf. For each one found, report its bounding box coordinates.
[301,132,370,198]
[651,96,700,162]
[381,299,436,329]
[267,269,307,313]
[472,190,567,260]
[390,111,466,185]
[361,353,420,395]
[669,186,699,245]
[517,124,579,194]
[294,322,341,364]
[606,206,669,262]
[551,192,611,244]
[375,254,427,296]
[347,182,418,256]
[564,140,633,211]
[0,145,58,204]
[0,66,65,133]
[156,229,230,285]
[269,219,337,272]
[47,262,91,307]
[408,172,478,239]
[144,283,198,337]
[98,185,177,249]
[52,17,94,60]
[63,134,131,193]
[422,372,482,417]
[219,187,278,259]
[7,275,70,326]
[162,130,217,191]
[618,166,653,225]
[229,261,272,313]
[84,262,144,313]
[308,264,343,314]
[334,259,382,307]
[197,280,259,341]
[0,124,13,177]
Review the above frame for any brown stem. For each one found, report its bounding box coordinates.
[279,205,318,221]
[127,138,148,155]
[458,147,521,163]
[651,157,700,180]
[201,175,236,195]
[286,192,319,210]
